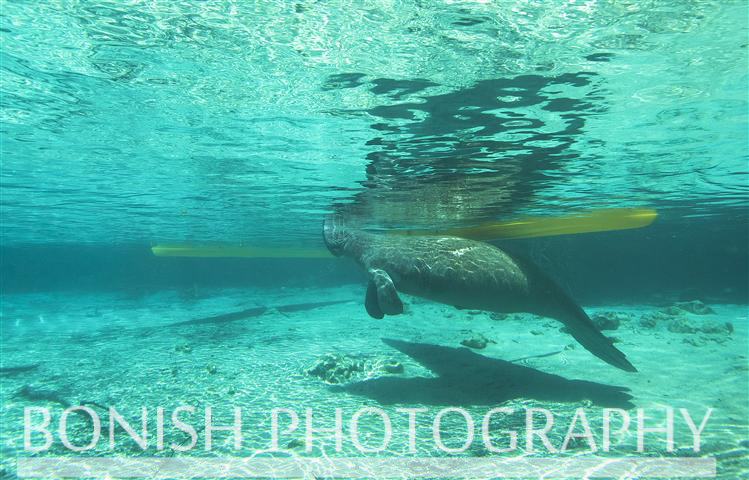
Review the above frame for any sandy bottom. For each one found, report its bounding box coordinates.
[1,286,747,479]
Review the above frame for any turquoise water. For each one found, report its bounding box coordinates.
[1,1,748,479]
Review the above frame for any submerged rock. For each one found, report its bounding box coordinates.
[639,311,671,329]
[306,354,363,384]
[382,359,404,374]
[642,301,721,332]
[662,306,686,316]
[668,316,733,336]
[489,312,527,321]
[665,300,715,316]
[460,333,494,349]
[700,321,733,335]
[305,353,403,384]
[668,317,697,334]
[591,312,628,331]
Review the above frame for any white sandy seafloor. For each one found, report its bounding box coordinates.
[0,285,747,479]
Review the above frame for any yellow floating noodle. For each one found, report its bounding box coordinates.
[389,208,658,241]
[151,245,333,258]
[151,208,657,258]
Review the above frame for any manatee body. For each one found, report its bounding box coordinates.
[323,216,636,372]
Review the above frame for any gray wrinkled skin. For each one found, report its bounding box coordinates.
[339,230,536,314]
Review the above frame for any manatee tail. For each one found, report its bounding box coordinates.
[513,254,638,372]
[553,293,638,373]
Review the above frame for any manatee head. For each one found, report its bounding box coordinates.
[322,214,351,256]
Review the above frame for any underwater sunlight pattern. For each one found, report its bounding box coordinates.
[1,1,747,479]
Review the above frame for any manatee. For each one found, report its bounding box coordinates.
[323,216,637,372]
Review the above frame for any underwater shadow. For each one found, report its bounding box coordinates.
[338,339,634,409]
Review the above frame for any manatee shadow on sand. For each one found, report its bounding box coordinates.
[337,339,634,409]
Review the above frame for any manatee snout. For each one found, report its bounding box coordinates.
[322,215,348,256]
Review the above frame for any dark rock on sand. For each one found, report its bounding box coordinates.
[591,312,628,331]
[668,317,698,334]
[665,300,715,316]
[668,317,733,336]
[306,354,366,384]
[639,311,671,328]
[306,353,403,384]
[382,359,404,374]
[461,333,494,350]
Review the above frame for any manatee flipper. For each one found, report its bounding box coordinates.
[364,268,404,318]
[365,281,384,319]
